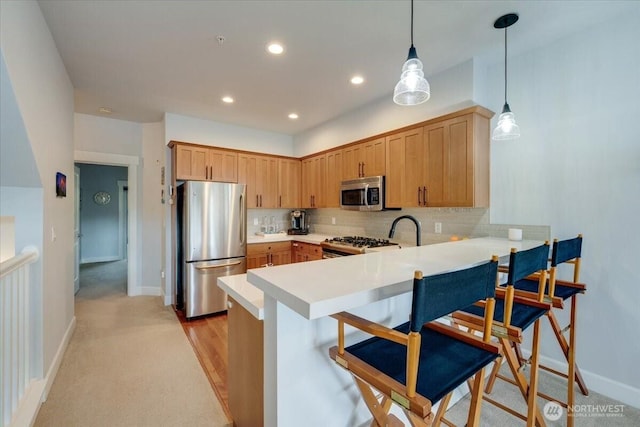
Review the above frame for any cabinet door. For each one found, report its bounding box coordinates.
[256,156,278,208]
[325,149,343,208]
[306,244,322,261]
[227,297,264,427]
[342,144,363,179]
[301,154,326,208]
[362,137,385,177]
[208,149,238,183]
[278,158,301,208]
[385,127,424,207]
[238,154,259,208]
[175,145,209,180]
[424,115,474,207]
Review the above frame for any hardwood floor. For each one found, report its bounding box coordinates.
[175,308,233,422]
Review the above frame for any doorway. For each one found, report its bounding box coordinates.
[74,150,139,296]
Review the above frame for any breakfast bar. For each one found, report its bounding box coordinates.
[243,237,543,426]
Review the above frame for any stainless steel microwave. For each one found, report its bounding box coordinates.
[340,176,385,211]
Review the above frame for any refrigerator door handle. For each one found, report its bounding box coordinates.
[194,260,242,270]
[239,194,245,244]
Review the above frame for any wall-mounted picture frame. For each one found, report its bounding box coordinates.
[56,172,67,197]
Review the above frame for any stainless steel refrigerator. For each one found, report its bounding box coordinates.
[176,181,246,318]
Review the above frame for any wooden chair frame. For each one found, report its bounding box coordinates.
[329,259,501,427]
[500,235,588,427]
[452,244,553,427]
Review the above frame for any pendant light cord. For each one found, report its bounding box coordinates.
[410,0,414,47]
[504,26,508,105]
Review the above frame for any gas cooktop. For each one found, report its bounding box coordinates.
[321,236,399,255]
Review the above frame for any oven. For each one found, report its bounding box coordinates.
[322,247,353,258]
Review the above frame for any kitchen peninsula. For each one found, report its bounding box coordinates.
[229,237,544,426]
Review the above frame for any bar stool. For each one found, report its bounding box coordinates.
[453,242,552,427]
[508,234,587,425]
[329,257,501,427]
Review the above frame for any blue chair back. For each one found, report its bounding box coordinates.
[507,243,550,285]
[551,236,582,267]
[410,259,498,333]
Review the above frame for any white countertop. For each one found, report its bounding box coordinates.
[247,233,332,245]
[217,274,264,320]
[247,237,544,320]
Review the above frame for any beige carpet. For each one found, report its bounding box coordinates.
[34,260,231,427]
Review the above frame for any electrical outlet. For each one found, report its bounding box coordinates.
[332,217,336,225]
[161,271,165,279]
[253,217,259,226]
[435,222,442,234]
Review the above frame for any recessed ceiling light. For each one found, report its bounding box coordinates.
[267,43,285,55]
[98,107,112,114]
[288,113,299,119]
[222,96,234,104]
[350,75,365,85]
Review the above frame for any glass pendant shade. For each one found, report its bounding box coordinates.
[493,103,520,140]
[393,46,430,106]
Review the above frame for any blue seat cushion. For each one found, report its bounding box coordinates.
[512,278,583,300]
[345,321,499,404]
[462,298,547,331]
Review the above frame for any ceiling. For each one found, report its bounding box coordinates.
[38,1,634,136]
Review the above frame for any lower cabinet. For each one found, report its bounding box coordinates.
[227,297,263,427]
[247,242,292,269]
[291,241,322,263]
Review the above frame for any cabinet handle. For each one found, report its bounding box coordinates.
[279,195,282,207]
[417,187,422,205]
[423,186,427,206]
[361,162,365,177]
[256,195,259,206]
[260,194,263,207]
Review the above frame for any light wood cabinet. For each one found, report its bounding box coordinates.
[301,154,326,208]
[238,154,278,208]
[174,143,238,182]
[227,296,263,427]
[325,149,343,208]
[247,241,292,269]
[342,138,385,179]
[385,127,425,207]
[385,106,491,208]
[277,158,301,208]
[291,241,322,263]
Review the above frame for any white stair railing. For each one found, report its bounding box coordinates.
[1,247,39,427]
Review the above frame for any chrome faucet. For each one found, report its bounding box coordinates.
[388,215,421,247]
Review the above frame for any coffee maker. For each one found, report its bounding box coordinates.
[288,210,309,235]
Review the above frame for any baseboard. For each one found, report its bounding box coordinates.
[80,255,120,264]
[42,316,76,401]
[139,286,162,296]
[520,349,640,409]
[8,378,46,427]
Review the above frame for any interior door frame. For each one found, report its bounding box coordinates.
[117,180,128,260]
[74,150,139,296]
[74,165,80,294]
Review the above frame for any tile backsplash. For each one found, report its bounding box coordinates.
[247,207,550,245]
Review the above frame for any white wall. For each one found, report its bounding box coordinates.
[165,112,294,156]
[478,8,640,404]
[293,59,477,156]
[1,0,75,383]
[141,122,166,292]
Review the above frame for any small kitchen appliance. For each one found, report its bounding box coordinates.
[288,210,309,235]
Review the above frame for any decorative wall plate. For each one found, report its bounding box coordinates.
[93,191,111,205]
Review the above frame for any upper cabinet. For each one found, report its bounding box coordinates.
[342,138,386,179]
[301,154,326,208]
[385,127,425,208]
[385,106,492,208]
[277,158,301,209]
[174,143,238,183]
[325,149,343,208]
[238,154,278,208]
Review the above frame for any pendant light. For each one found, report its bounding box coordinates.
[492,13,520,140]
[393,0,430,106]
